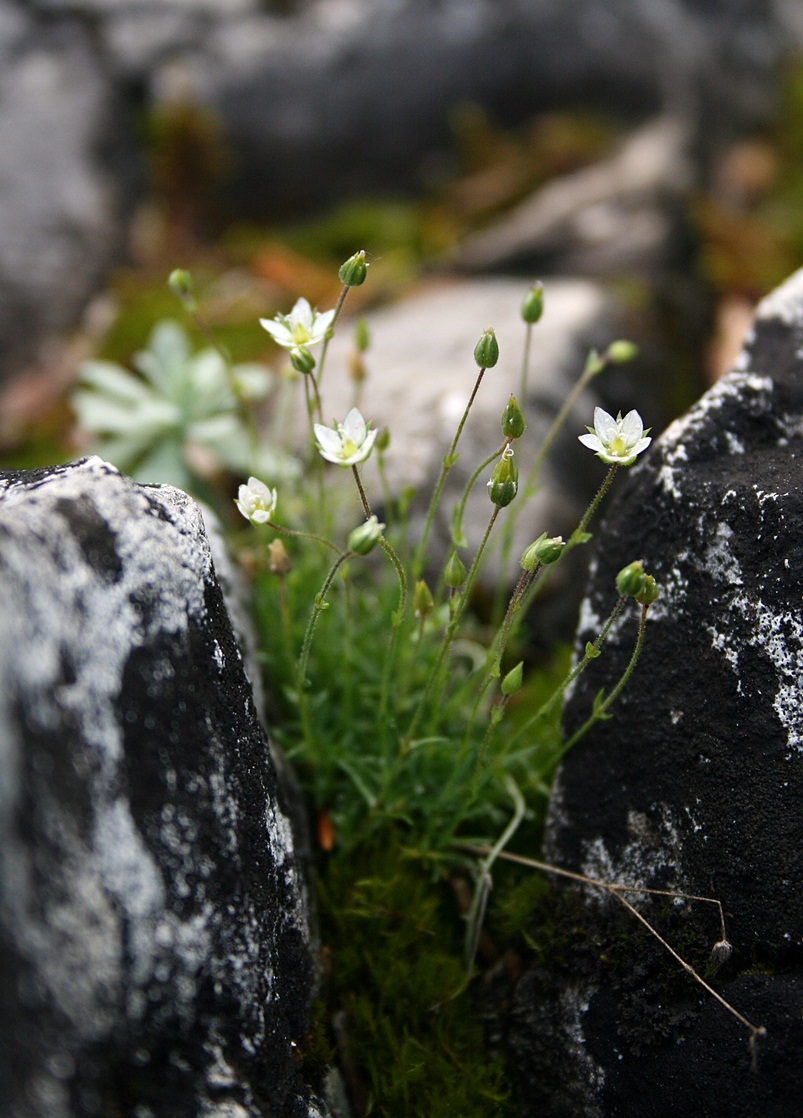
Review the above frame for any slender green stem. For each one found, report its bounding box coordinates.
[316,284,350,389]
[265,520,341,555]
[351,464,372,518]
[413,366,488,577]
[464,777,525,970]
[296,550,353,703]
[407,505,500,742]
[567,463,619,549]
[522,359,601,498]
[532,600,648,783]
[520,322,533,401]
[451,440,507,549]
[506,595,626,753]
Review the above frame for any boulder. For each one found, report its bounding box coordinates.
[489,269,803,1115]
[0,4,129,386]
[0,458,328,1118]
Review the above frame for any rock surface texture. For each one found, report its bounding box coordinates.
[0,458,327,1118]
[491,268,803,1116]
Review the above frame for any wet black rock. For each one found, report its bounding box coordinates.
[0,458,328,1118]
[490,268,803,1116]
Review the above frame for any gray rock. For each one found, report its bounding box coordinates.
[454,115,694,276]
[0,458,327,1118]
[0,6,128,386]
[490,269,803,1115]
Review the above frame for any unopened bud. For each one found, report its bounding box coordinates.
[290,346,316,374]
[444,550,467,589]
[501,394,526,440]
[501,661,524,696]
[353,317,370,352]
[521,282,544,325]
[375,426,390,452]
[413,579,434,618]
[521,533,564,570]
[339,250,368,287]
[168,268,193,300]
[487,448,518,508]
[348,352,366,383]
[616,561,647,598]
[636,574,659,607]
[607,339,638,364]
[348,515,385,555]
[474,327,499,369]
[268,538,291,576]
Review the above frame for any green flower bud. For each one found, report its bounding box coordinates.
[521,533,564,570]
[413,579,434,618]
[636,574,660,607]
[607,339,638,364]
[353,316,371,352]
[290,346,316,374]
[444,550,467,589]
[339,250,368,287]
[474,327,499,369]
[487,450,518,508]
[348,515,385,556]
[501,394,526,439]
[168,268,196,308]
[616,560,647,598]
[501,660,524,696]
[375,426,390,452]
[521,282,544,325]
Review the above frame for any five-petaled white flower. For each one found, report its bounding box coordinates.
[259,297,335,355]
[314,407,378,467]
[578,407,651,466]
[235,476,278,524]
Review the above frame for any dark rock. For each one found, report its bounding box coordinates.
[0,458,328,1118]
[490,266,803,1116]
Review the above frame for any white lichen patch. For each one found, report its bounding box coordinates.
[754,266,803,327]
[695,498,803,757]
[581,806,684,907]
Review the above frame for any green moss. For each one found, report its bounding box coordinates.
[316,838,517,1117]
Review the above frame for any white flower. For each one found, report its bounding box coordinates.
[314,407,378,467]
[578,407,651,466]
[235,477,278,524]
[259,297,335,355]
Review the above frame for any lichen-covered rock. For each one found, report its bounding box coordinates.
[491,269,803,1115]
[0,458,328,1118]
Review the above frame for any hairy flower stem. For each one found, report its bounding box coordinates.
[413,366,488,577]
[569,463,619,546]
[316,284,350,389]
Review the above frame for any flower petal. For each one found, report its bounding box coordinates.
[593,407,617,443]
[619,410,644,445]
[313,424,343,456]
